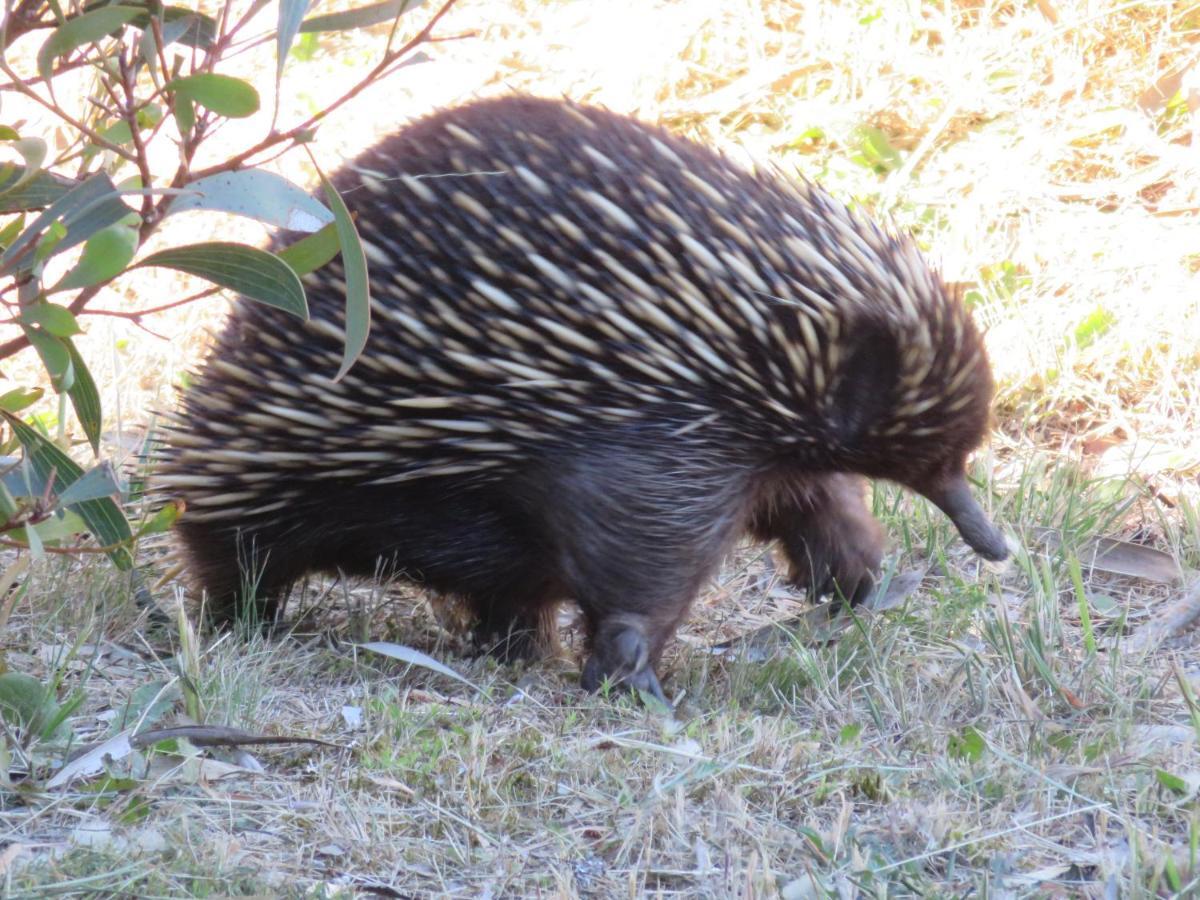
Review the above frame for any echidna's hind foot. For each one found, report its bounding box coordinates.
[580,615,668,705]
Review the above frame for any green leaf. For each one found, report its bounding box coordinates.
[165,73,260,118]
[136,242,307,319]
[838,723,863,744]
[53,223,138,291]
[0,480,19,521]
[300,0,424,32]
[2,138,48,191]
[1156,768,1189,796]
[852,125,903,175]
[318,173,370,381]
[0,672,67,740]
[63,338,102,455]
[34,220,67,263]
[1074,306,1115,350]
[1,412,133,569]
[278,222,339,276]
[97,119,134,147]
[169,169,331,231]
[0,387,42,413]
[136,500,182,537]
[37,7,142,84]
[10,509,90,544]
[0,126,19,140]
[21,302,81,337]
[277,0,313,81]
[22,325,74,392]
[0,214,26,249]
[948,725,986,762]
[173,95,196,136]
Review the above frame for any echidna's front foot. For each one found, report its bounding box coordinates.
[581,619,668,705]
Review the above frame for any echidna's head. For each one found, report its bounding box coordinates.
[750,171,1008,562]
[807,257,1009,563]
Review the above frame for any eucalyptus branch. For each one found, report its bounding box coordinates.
[188,0,463,181]
[0,56,139,163]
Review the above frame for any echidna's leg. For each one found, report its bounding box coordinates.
[468,577,563,662]
[177,520,307,626]
[750,473,884,605]
[542,449,745,702]
[341,482,564,662]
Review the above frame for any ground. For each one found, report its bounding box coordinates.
[1,1,1199,897]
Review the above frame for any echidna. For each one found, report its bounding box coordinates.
[158,95,1008,701]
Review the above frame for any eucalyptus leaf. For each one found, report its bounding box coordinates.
[165,74,260,118]
[3,138,48,191]
[21,302,81,337]
[64,337,103,455]
[22,325,74,392]
[53,223,138,291]
[278,222,339,276]
[300,0,424,32]
[358,642,479,692]
[277,0,313,80]
[37,7,142,84]
[169,170,331,232]
[1,413,133,570]
[1,173,129,273]
[56,461,123,507]
[136,242,307,319]
[0,168,74,212]
[318,173,369,380]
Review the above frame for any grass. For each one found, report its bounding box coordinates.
[3,0,1200,896]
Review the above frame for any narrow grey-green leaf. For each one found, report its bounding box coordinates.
[1,413,133,570]
[169,170,331,231]
[53,223,138,291]
[277,0,313,81]
[358,642,479,692]
[300,0,424,32]
[63,337,102,455]
[1,173,129,273]
[136,242,307,319]
[318,174,369,381]
[128,6,218,50]
[37,7,142,83]
[165,74,260,118]
[278,222,339,276]
[0,169,74,212]
[56,461,122,507]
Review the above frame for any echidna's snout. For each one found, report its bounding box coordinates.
[920,472,1009,562]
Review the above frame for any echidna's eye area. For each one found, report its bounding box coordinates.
[830,328,900,445]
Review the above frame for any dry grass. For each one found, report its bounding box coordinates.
[2,0,1200,897]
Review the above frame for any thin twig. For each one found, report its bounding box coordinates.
[187,0,462,181]
[82,286,222,320]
